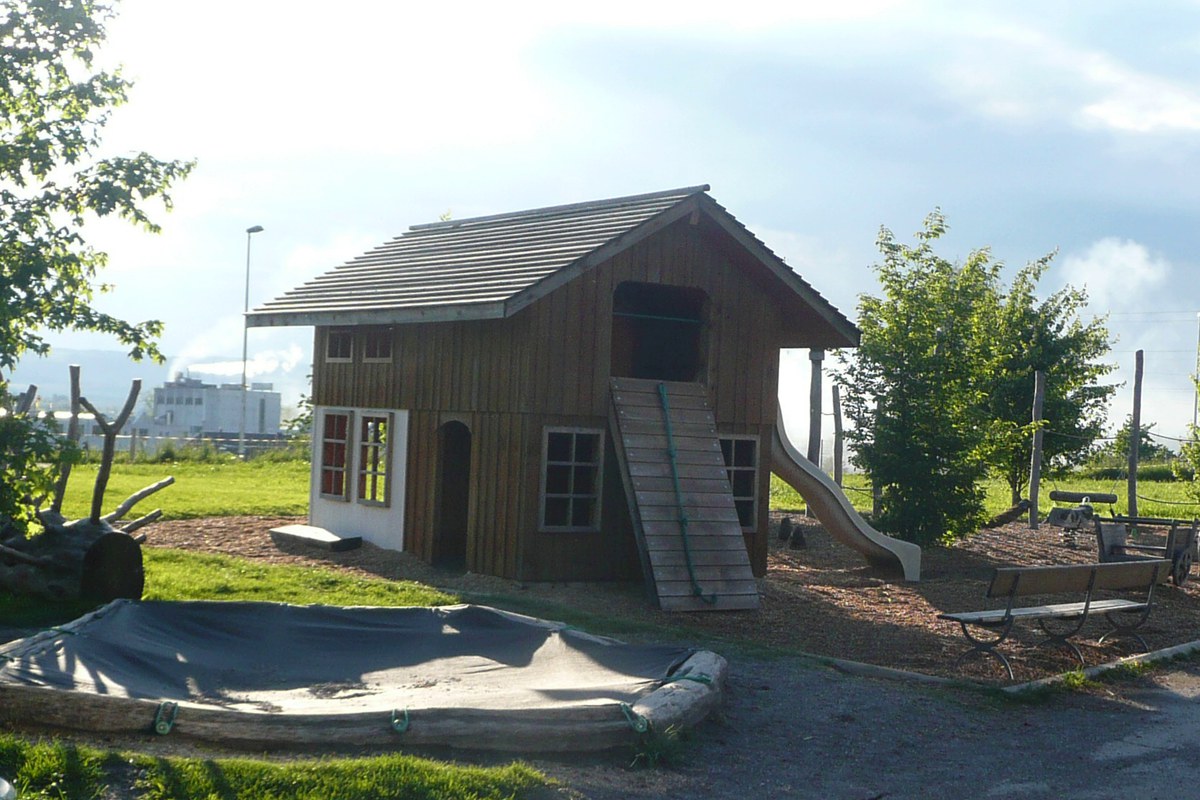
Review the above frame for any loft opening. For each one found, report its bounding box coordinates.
[610,282,708,382]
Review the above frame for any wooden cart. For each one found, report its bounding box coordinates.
[1094,515,1199,587]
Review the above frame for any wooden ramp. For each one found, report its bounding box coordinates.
[609,378,760,611]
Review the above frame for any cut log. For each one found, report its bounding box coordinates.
[0,523,144,601]
[80,532,144,601]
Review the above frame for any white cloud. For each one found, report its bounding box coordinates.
[938,18,1200,134]
[1060,238,1169,311]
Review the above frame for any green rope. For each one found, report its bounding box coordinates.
[391,708,410,734]
[620,702,650,733]
[153,701,178,735]
[658,383,716,605]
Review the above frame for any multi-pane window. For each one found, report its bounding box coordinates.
[357,414,390,506]
[320,412,352,500]
[720,436,758,529]
[541,428,603,531]
[326,329,354,362]
[363,328,393,362]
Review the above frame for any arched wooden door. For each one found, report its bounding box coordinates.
[433,421,471,569]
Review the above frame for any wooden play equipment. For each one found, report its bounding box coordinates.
[1044,490,1118,548]
[1095,516,1198,587]
[249,186,877,606]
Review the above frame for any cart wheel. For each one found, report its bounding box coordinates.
[1172,550,1193,587]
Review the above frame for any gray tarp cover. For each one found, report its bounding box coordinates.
[0,601,694,714]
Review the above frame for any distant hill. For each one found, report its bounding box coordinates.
[9,349,176,414]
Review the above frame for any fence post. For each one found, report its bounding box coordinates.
[1129,349,1143,519]
[1028,370,1045,529]
[832,384,844,487]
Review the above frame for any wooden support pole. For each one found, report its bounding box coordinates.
[50,365,82,514]
[1028,370,1046,529]
[1129,350,1143,519]
[832,384,844,487]
[807,349,824,465]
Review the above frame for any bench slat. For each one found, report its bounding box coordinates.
[987,560,1170,597]
[939,598,1147,625]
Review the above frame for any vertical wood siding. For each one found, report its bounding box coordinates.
[314,215,789,579]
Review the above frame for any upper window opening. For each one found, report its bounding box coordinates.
[611,282,708,382]
[326,329,353,362]
[364,328,393,362]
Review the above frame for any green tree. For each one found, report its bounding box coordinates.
[984,258,1114,504]
[1102,416,1175,463]
[838,211,998,545]
[0,0,192,533]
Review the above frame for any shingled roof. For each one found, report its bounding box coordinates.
[247,185,858,345]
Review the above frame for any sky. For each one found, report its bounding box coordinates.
[26,0,1200,450]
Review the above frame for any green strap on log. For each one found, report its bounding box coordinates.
[664,670,713,686]
[153,701,178,735]
[657,383,716,605]
[391,708,410,734]
[620,702,650,733]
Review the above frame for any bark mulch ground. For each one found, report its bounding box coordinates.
[144,513,1200,686]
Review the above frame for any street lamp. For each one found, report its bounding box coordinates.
[239,225,264,458]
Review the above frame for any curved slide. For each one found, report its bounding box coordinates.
[772,404,921,581]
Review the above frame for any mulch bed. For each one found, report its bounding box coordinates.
[144,514,1200,686]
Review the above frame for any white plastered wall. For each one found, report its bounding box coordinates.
[310,407,408,551]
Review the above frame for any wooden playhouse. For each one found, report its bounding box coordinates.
[249,185,860,610]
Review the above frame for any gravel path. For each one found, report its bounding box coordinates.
[529,655,1200,799]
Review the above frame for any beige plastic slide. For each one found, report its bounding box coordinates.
[772,404,921,581]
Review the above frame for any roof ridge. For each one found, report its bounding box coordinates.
[408,184,710,233]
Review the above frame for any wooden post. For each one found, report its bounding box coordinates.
[1129,349,1143,519]
[807,349,824,465]
[832,384,844,487]
[1028,370,1045,529]
[49,366,81,514]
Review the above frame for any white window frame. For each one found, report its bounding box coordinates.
[326,329,354,362]
[363,327,393,363]
[319,410,354,501]
[356,412,393,507]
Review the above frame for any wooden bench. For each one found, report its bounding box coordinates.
[938,559,1170,680]
[1095,516,1198,587]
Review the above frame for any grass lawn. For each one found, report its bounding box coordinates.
[58,461,310,520]
[770,472,1200,521]
[0,735,547,800]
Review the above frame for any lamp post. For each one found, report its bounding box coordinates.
[239,225,264,458]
